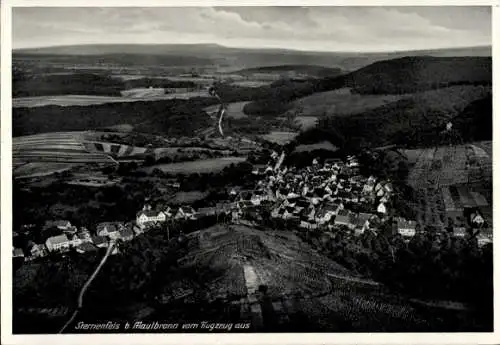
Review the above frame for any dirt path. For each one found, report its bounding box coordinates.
[59,242,115,333]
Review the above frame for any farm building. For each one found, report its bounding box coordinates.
[45,234,72,252]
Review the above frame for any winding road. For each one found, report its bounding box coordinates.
[59,242,116,333]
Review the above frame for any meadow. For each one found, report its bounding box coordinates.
[141,157,247,174]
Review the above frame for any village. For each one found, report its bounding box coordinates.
[13,150,492,263]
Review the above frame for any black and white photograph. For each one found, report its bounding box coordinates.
[2,3,495,339]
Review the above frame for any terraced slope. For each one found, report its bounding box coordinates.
[160,224,467,331]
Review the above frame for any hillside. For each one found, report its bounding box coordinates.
[12,98,215,137]
[326,56,492,95]
[13,44,492,72]
[241,56,492,116]
[297,90,492,151]
[13,72,199,98]
[289,85,491,118]
[138,224,444,331]
[231,65,343,78]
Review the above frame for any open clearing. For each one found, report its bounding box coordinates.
[171,191,209,205]
[120,88,166,98]
[295,116,318,130]
[260,131,298,145]
[141,157,247,174]
[13,91,210,108]
[229,80,272,88]
[204,101,250,119]
[295,141,339,153]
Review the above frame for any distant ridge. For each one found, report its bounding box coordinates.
[13,43,491,56]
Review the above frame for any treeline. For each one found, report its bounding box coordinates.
[344,56,492,95]
[304,228,493,330]
[13,98,217,137]
[293,94,492,151]
[13,72,124,97]
[13,71,200,97]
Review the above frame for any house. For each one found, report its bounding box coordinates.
[43,220,72,231]
[299,217,318,230]
[395,217,417,237]
[45,234,72,252]
[96,222,123,240]
[13,248,25,258]
[136,205,167,227]
[92,235,109,248]
[215,203,235,214]
[77,230,93,243]
[334,210,351,227]
[238,190,253,201]
[29,243,46,258]
[76,242,98,254]
[228,186,241,197]
[175,206,197,220]
[477,231,493,247]
[470,212,485,228]
[119,228,135,241]
[377,202,387,215]
[453,226,468,238]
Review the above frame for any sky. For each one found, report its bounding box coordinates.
[12,6,492,52]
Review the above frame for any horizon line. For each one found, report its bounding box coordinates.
[12,42,492,55]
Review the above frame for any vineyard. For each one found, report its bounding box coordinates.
[13,132,116,177]
[166,224,458,331]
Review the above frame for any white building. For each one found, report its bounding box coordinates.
[136,205,168,228]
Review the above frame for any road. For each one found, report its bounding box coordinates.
[59,242,116,333]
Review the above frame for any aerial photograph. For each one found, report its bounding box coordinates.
[10,6,492,333]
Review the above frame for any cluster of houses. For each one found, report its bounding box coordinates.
[14,151,492,261]
[14,201,235,261]
[245,154,415,237]
[13,220,140,261]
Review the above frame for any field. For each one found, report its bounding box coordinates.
[141,157,247,174]
[204,101,250,119]
[13,132,116,176]
[229,81,272,88]
[404,142,492,227]
[170,191,209,205]
[13,162,79,179]
[13,90,212,108]
[294,141,339,153]
[260,131,299,145]
[120,88,166,98]
[295,116,318,130]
